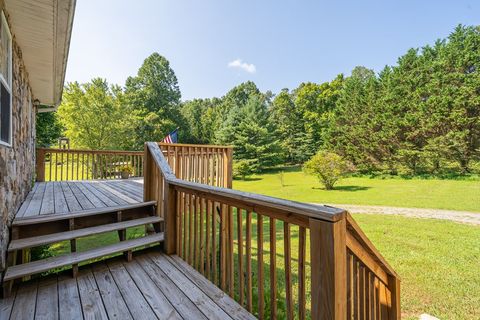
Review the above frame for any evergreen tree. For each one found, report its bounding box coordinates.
[217,96,281,171]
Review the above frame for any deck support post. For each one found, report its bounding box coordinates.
[2,254,16,298]
[116,211,132,262]
[310,217,347,320]
[36,148,46,182]
[69,218,78,277]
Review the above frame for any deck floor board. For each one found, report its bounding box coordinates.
[0,251,253,320]
[15,179,144,219]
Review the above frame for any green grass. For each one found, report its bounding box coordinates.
[233,167,480,212]
[354,214,480,320]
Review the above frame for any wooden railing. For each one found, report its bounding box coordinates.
[159,142,233,188]
[144,142,400,320]
[36,148,144,181]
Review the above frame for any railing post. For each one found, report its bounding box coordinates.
[388,275,401,319]
[310,217,347,320]
[163,182,177,255]
[36,148,45,182]
[143,143,152,201]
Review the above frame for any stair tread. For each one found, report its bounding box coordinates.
[9,216,163,251]
[4,233,164,281]
[13,201,157,226]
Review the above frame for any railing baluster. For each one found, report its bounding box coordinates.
[284,222,293,320]
[189,194,194,265]
[194,194,199,270]
[183,192,188,262]
[200,197,205,275]
[206,199,211,280]
[270,217,277,319]
[176,191,182,255]
[60,151,64,181]
[48,152,52,182]
[246,210,252,312]
[257,214,264,319]
[228,205,234,297]
[298,226,307,320]
[237,207,244,306]
[212,200,217,285]
[220,203,227,291]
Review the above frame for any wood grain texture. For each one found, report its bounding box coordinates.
[310,218,347,320]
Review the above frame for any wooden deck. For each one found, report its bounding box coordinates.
[0,249,255,320]
[16,178,144,219]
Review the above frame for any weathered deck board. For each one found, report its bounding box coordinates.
[0,251,254,320]
[76,269,109,319]
[35,276,59,320]
[15,179,144,219]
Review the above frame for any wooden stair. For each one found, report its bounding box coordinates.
[8,216,163,251]
[2,201,162,297]
[4,233,164,282]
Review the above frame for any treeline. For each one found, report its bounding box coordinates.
[38,25,480,175]
[183,25,480,174]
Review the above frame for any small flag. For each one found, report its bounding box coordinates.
[162,128,178,144]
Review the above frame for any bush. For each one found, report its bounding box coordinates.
[303,151,352,190]
[118,165,133,174]
[233,160,255,180]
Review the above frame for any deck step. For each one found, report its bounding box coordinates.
[8,216,163,252]
[4,233,164,282]
[12,201,157,226]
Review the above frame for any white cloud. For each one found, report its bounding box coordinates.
[228,59,256,74]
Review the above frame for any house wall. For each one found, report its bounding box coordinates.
[0,29,35,271]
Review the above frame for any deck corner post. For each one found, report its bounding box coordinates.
[310,217,347,320]
[163,182,177,255]
[388,275,401,320]
[36,148,45,182]
[143,143,152,201]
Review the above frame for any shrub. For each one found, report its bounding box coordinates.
[118,165,133,174]
[233,160,254,180]
[303,151,352,190]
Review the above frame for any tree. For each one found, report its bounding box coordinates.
[57,79,128,150]
[233,160,255,180]
[217,95,281,172]
[181,98,223,144]
[36,112,63,147]
[125,53,186,148]
[303,151,352,190]
[270,89,304,163]
[324,67,383,172]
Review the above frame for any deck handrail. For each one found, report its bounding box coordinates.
[144,141,400,319]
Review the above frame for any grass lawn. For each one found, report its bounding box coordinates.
[354,214,480,319]
[233,167,480,212]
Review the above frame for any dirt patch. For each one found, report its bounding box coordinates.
[314,204,480,226]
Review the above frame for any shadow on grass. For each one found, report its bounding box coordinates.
[312,185,371,192]
[234,177,262,182]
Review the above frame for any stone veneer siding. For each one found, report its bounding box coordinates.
[0,34,36,271]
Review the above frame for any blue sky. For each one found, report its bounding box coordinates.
[65,0,479,101]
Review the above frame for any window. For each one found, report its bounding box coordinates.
[0,11,11,146]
